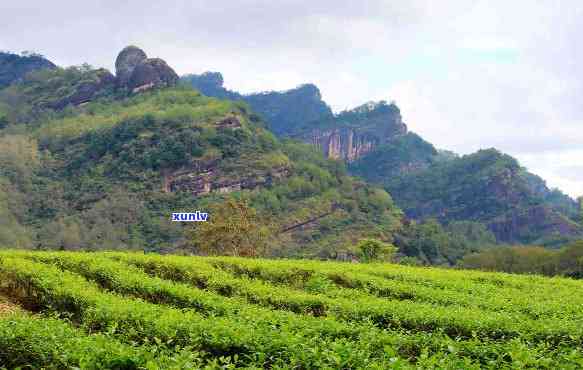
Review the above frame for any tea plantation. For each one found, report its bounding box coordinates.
[1,251,582,369]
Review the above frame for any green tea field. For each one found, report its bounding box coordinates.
[1,251,582,369]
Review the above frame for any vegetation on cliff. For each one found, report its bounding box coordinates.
[183,72,333,135]
[0,69,403,258]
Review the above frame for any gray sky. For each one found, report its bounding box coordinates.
[2,1,582,198]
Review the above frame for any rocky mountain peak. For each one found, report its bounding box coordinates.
[115,45,147,87]
[299,99,408,162]
[114,46,178,92]
[349,100,392,114]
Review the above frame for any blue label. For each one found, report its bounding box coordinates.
[171,212,209,222]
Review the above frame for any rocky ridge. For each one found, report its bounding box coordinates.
[298,101,408,162]
[115,46,179,93]
[0,46,179,110]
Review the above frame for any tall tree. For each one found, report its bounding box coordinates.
[187,198,273,257]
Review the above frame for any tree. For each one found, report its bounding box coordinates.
[187,198,272,257]
[356,238,397,263]
[578,197,583,224]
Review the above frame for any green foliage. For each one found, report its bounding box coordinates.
[3,64,114,111]
[0,179,32,248]
[187,198,273,257]
[350,133,437,182]
[0,315,207,369]
[397,256,422,266]
[0,51,55,89]
[356,238,397,262]
[384,148,583,245]
[462,240,583,278]
[2,251,583,368]
[0,84,403,255]
[394,219,493,265]
[183,73,333,136]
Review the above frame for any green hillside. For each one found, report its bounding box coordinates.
[1,250,583,368]
[382,149,582,245]
[182,72,333,136]
[0,51,56,89]
[182,69,582,247]
[0,65,402,257]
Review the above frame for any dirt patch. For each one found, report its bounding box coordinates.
[0,295,20,316]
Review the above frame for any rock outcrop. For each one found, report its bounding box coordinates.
[164,160,290,196]
[114,46,147,87]
[114,46,178,93]
[299,101,408,162]
[307,128,378,161]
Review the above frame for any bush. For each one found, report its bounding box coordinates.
[356,238,397,263]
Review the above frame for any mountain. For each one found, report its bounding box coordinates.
[184,73,418,164]
[382,148,582,245]
[182,72,333,135]
[0,46,403,259]
[295,101,412,162]
[1,46,580,262]
[185,69,582,247]
[0,51,56,89]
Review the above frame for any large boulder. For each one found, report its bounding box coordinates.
[114,46,179,93]
[127,58,179,93]
[114,46,147,88]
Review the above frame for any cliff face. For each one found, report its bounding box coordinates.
[299,101,408,162]
[307,127,378,161]
[165,160,290,196]
[183,74,408,162]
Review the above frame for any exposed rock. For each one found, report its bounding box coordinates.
[308,128,378,161]
[127,58,179,93]
[114,46,147,87]
[300,101,408,162]
[165,161,290,196]
[216,116,242,129]
[0,52,56,89]
[114,46,179,93]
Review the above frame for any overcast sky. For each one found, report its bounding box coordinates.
[1,1,582,198]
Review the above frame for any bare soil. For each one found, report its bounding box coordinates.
[0,294,20,316]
